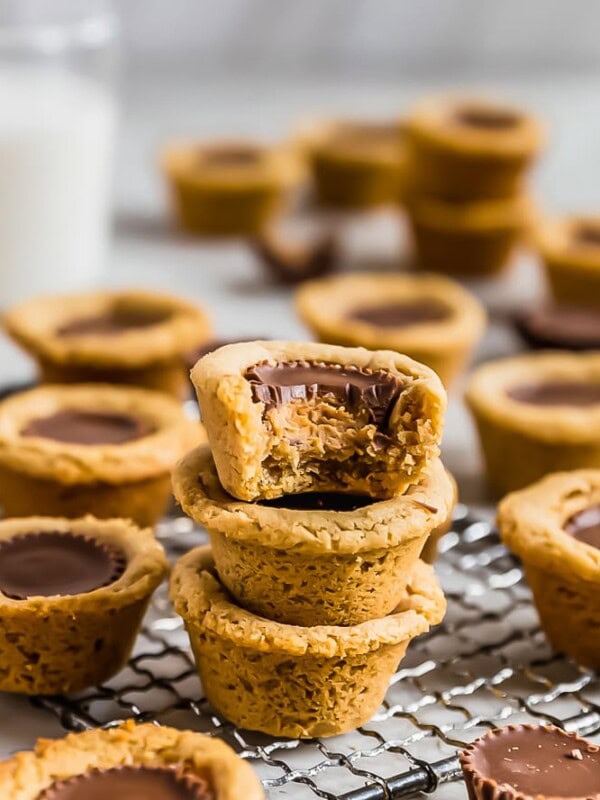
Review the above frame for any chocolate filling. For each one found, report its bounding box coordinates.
[21,409,155,445]
[258,492,376,512]
[516,305,600,351]
[245,360,403,429]
[565,504,600,550]
[200,145,261,167]
[0,531,125,600]
[56,307,172,337]
[465,725,600,797]
[573,223,600,247]
[506,381,600,407]
[455,106,520,130]
[347,299,450,328]
[38,765,213,800]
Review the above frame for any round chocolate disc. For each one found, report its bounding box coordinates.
[56,307,172,337]
[21,409,154,446]
[506,381,600,407]
[565,504,600,550]
[347,299,450,328]
[516,305,600,351]
[0,532,126,600]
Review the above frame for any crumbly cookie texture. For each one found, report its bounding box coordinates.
[498,469,600,668]
[173,445,454,625]
[0,516,168,694]
[0,720,263,800]
[192,340,446,501]
[466,352,600,494]
[170,547,445,738]
[295,272,486,387]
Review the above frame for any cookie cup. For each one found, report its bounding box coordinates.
[0,516,168,694]
[173,445,454,626]
[536,215,600,309]
[171,547,445,738]
[295,273,486,387]
[4,290,212,399]
[0,720,263,799]
[405,95,543,200]
[192,340,446,501]
[498,469,600,668]
[466,353,600,494]
[0,384,203,526]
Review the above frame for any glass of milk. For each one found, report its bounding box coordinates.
[0,0,118,306]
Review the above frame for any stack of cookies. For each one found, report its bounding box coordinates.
[170,340,455,738]
[404,95,544,278]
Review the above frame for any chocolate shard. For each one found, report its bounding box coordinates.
[252,228,339,285]
[565,504,600,550]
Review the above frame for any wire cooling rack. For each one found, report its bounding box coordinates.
[32,507,600,799]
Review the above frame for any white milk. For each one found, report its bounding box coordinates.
[0,67,116,306]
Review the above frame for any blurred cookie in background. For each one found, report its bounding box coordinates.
[515,304,600,351]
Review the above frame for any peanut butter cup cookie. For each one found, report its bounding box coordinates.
[303,118,406,208]
[171,546,445,738]
[0,516,167,694]
[4,289,211,398]
[173,444,453,626]
[162,139,299,236]
[191,340,446,501]
[296,273,486,387]
[0,384,202,525]
[406,95,544,200]
[405,192,531,277]
[466,353,600,493]
[536,215,600,309]
[460,724,600,800]
[499,469,600,667]
[0,720,263,799]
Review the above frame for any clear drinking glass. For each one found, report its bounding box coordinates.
[0,0,118,306]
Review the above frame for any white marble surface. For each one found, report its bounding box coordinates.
[0,66,599,797]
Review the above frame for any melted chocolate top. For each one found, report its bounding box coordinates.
[455,106,520,130]
[565,504,600,550]
[466,726,600,797]
[21,409,154,445]
[38,766,213,800]
[57,307,172,337]
[347,299,450,328]
[506,381,600,407]
[573,223,600,248]
[245,360,403,429]
[516,305,600,351]
[259,492,376,512]
[0,532,125,600]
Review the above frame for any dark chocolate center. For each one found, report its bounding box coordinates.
[38,765,213,800]
[56,307,172,337]
[258,492,376,512]
[21,409,155,445]
[245,360,403,429]
[347,300,450,328]
[0,532,125,600]
[573,223,600,247]
[506,381,600,407]
[467,726,600,796]
[516,305,600,351]
[455,106,520,130]
[200,145,261,167]
[565,504,600,550]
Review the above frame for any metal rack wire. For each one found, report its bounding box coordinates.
[33,508,600,799]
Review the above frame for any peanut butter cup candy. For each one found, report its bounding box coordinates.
[191,340,446,501]
[406,95,544,201]
[0,720,263,799]
[0,384,203,525]
[4,290,212,399]
[535,215,600,310]
[460,724,600,800]
[173,445,454,625]
[170,546,445,738]
[466,352,600,494]
[498,468,600,667]
[295,272,486,387]
[0,516,168,694]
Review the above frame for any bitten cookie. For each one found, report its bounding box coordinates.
[173,444,454,626]
[0,516,167,694]
[498,469,600,668]
[0,720,263,799]
[171,546,445,738]
[191,340,446,501]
